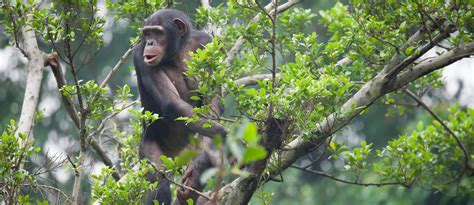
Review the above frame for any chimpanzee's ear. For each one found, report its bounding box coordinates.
[173,18,187,36]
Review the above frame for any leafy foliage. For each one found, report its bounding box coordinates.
[327,105,473,195]
[0,120,41,203]
[0,0,473,204]
[374,105,473,193]
[91,109,159,204]
[107,0,168,30]
[91,160,157,204]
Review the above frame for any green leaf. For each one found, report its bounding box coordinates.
[160,156,175,169]
[243,122,259,145]
[405,46,416,55]
[242,146,267,164]
[417,121,423,131]
[190,96,201,101]
[175,150,197,167]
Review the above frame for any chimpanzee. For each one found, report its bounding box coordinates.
[133,9,227,205]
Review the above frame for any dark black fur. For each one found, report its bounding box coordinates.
[133,9,222,205]
[143,10,192,65]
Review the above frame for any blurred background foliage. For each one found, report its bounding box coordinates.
[0,0,473,204]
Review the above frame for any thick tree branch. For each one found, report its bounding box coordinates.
[384,22,455,79]
[220,34,473,203]
[71,150,84,205]
[279,41,474,172]
[234,73,281,86]
[15,11,46,145]
[274,41,474,181]
[379,16,445,78]
[200,0,211,9]
[395,41,474,87]
[46,53,81,126]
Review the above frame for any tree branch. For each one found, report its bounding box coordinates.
[86,101,137,142]
[220,32,473,203]
[161,172,213,202]
[394,41,474,88]
[379,16,445,78]
[384,22,455,79]
[234,73,281,86]
[225,0,301,65]
[200,0,221,36]
[46,53,81,126]
[275,41,474,179]
[291,165,401,187]
[46,53,121,181]
[15,7,46,146]
[99,41,139,89]
[200,0,211,9]
[231,56,351,88]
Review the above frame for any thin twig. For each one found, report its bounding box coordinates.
[350,12,400,53]
[86,100,138,141]
[84,100,137,180]
[66,155,77,170]
[303,151,327,169]
[24,183,70,202]
[159,171,212,201]
[225,0,301,65]
[232,56,351,88]
[64,16,88,204]
[291,165,400,187]
[99,40,139,89]
[405,89,471,170]
[4,2,27,57]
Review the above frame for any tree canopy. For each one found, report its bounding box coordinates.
[0,0,473,204]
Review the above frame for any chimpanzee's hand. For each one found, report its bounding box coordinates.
[177,164,201,204]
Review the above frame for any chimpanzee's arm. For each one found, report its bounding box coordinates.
[141,69,228,138]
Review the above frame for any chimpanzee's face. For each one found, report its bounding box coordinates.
[141,12,189,67]
[142,25,167,66]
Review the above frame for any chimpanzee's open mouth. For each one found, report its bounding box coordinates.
[144,55,158,63]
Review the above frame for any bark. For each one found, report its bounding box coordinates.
[15,11,45,146]
[269,41,474,184]
[71,148,85,205]
[221,28,474,204]
[8,5,46,203]
[47,53,121,181]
